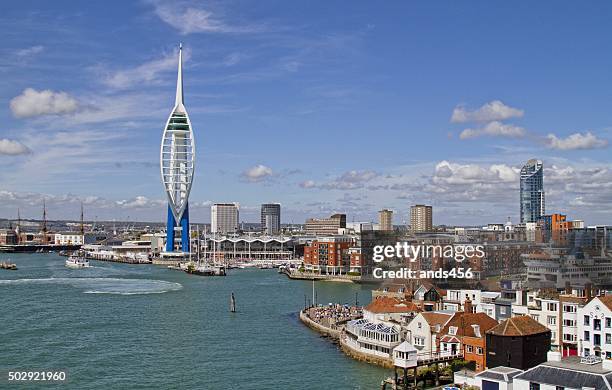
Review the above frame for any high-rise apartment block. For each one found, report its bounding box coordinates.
[410,205,432,232]
[379,209,393,231]
[520,159,545,223]
[211,203,240,235]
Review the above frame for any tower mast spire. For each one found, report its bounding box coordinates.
[175,43,184,108]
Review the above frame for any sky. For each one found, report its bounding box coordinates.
[1,1,612,226]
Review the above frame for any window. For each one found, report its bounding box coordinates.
[477,347,483,355]
[466,345,474,353]
[556,386,565,390]
[547,303,557,311]
[548,316,556,326]
[449,326,457,335]
[594,334,601,346]
[584,331,590,341]
[529,382,540,390]
[584,315,590,326]
[563,305,576,313]
[594,319,602,331]
[606,333,611,344]
[500,307,507,314]
[606,317,611,328]
[418,322,422,329]
[563,319,575,327]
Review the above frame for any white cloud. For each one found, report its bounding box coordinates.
[115,196,165,209]
[300,180,316,189]
[433,161,518,185]
[102,49,188,90]
[545,131,608,150]
[451,100,524,123]
[10,88,79,118]
[17,45,44,57]
[460,121,526,139]
[242,164,273,182]
[299,170,379,190]
[153,3,264,35]
[0,139,31,155]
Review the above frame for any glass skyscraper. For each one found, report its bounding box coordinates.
[520,159,545,223]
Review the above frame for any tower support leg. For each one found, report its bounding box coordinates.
[180,204,190,253]
[166,205,176,252]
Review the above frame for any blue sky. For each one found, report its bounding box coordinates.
[1,1,612,225]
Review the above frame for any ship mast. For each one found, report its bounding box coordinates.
[41,199,47,243]
[80,202,84,236]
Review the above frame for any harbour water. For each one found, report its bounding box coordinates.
[1,253,387,389]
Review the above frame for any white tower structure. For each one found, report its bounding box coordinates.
[161,44,195,252]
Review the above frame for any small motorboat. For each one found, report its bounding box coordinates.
[65,255,90,269]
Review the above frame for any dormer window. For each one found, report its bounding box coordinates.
[449,326,457,335]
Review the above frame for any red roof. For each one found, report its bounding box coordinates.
[364,296,421,314]
[440,312,498,339]
[599,295,612,311]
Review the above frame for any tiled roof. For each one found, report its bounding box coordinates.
[440,312,498,338]
[599,295,612,311]
[487,315,550,337]
[364,296,421,314]
[420,312,452,330]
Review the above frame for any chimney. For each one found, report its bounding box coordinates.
[585,283,592,301]
[565,281,571,295]
[464,298,473,313]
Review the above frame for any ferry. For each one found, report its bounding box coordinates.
[65,255,90,269]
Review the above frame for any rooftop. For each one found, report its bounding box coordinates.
[516,357,612,390]
[440,312,498,338]
[487,315,550,337]
[364,297,421,314]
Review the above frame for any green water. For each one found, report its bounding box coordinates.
[0,253,387,389]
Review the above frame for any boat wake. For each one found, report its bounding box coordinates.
[0,277,183,295]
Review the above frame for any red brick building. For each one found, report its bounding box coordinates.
[303,237,353,274]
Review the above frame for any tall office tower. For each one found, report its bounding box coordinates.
[261,203,281,235]
[410,204,433,232]
[211,203,240,235]
[161,44,195,253]
[520,159,545,223]
[379,209,393,231]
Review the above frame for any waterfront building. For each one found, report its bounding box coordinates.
[344,318,401,361]
[161,44,195,253]
[519,159,545,223]
[404,312,452,354]
[53,232,84,245]
[200,234,294,262]
[260,203,281,235]
[305,213,346,235]
[454,366,524,390]
[211,203,239,235]
[512,356,612,390]
[0,229,18,245]
[578,295,612,359]
[378,209,393,231]
[410,204,432,232]
[486,315,551,370]
[303,236,353,274]
[438,311,498,372]
[363,296,421,324]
